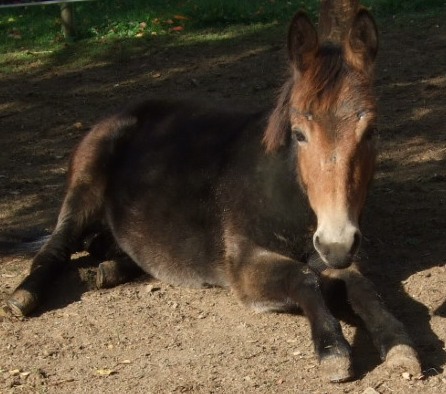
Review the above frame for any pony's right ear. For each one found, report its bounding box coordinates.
[288,11,319,73]
[344,8,378,74]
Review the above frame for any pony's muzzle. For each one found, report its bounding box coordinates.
[313,228,361,269]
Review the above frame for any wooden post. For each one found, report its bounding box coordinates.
[318,0,359,43]
[60,2,75,39]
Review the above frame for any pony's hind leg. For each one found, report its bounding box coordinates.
[227,241,353,382]
[321,265,422,377]
[8,115,137,316]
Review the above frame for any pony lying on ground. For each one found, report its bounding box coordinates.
[7,5,421,382]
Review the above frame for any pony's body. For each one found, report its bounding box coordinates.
[8,2,422,382]
[76,101,310,291]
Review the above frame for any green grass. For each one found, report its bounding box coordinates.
[0,0,445,73]
[0,0,318,50]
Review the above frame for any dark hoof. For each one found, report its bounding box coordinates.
[7,289,39,317]
[96,259,143,289]
[96,260,123,289]
[320,355,354,383]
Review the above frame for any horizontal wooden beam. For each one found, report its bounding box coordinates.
[0,0,94,9]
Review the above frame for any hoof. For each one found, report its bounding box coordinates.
[7,289,39,317]
[385,344,422,377]
[320,355,354,383]
[96,259,143,289]
[96,260,122,289]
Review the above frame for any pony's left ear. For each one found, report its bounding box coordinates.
[344,8,378,74]
[287,11,319,74]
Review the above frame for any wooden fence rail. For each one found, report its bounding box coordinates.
[0,0,96,39]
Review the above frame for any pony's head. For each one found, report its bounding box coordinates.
[264,9,378,269]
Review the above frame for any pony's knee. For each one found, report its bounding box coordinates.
[231,261,320,312]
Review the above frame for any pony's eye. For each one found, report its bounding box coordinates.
[357,110,367,120]
[292,128,307,143]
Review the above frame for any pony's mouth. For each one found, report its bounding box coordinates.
[307,253,328,273]
[307,250,355,272]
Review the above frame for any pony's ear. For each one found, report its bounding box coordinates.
[287,11,319,73]
[344,8,378,74]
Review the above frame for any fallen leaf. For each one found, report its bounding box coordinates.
[170,26,184,32]
[174,15,189,21]
[8,29,22,39]
[96,369,116,376]
[0,307,9,317]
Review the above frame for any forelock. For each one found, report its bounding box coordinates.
[292,44,348,113]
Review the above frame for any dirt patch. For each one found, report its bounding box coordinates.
[1,11,445,394]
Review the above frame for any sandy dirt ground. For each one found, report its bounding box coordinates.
[0,9,445,394]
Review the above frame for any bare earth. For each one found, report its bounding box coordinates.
[0,10,445,394]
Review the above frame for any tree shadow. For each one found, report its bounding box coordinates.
[345,13,446,376]
[434,300,446,317]
[313,13,446,377]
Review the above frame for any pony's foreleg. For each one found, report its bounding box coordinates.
[321,265,422,377]
[227,243,353,382]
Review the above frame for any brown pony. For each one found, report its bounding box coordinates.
[7,4,421,382]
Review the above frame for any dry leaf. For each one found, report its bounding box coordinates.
[96,369,116,376]
[174,15,189,21]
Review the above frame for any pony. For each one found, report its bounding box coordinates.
[7,3,421,382]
